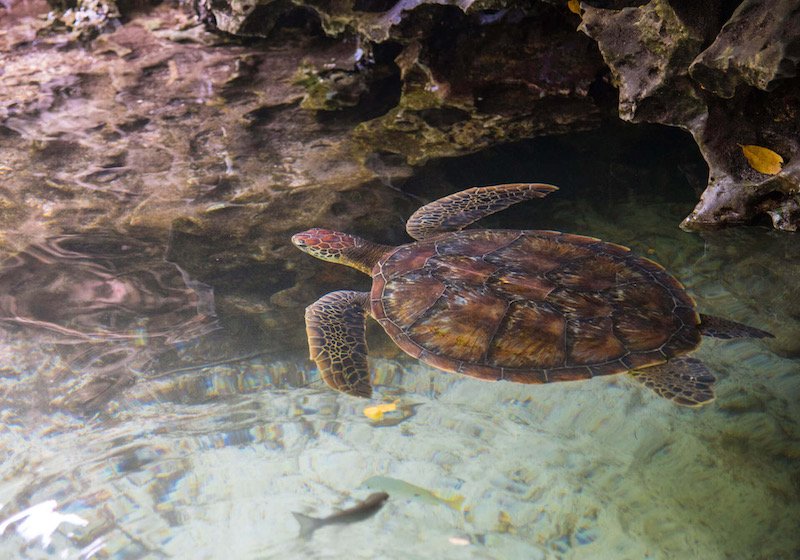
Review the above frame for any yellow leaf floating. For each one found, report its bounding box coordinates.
[740,144,784,175]
[567,0,581,14]
[363,401,398,421]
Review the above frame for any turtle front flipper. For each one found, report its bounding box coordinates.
[630,357,716,407]
[406,183,558,240]
[699,313,774,339]
[305,291,372,398]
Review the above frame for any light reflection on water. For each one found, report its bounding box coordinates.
[2,0,796,553]
[0,126,798,558]
[0,500,88,549]
[0,194,797,559]
[0,233,218,414]
[0,233,215,344]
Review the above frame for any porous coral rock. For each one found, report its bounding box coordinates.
[579,0,800,231]
[689,0,800,98]
[579,0,706,124]
[351,4,607,164]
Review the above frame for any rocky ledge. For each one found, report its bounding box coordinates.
[160,0,800,231]
[1,1,797,330]
[580,0,800,231]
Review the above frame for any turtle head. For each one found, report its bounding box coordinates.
[292,228,360,262]
[292,228,387,275]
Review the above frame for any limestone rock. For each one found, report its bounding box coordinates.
[352,4,607,164]
[579,0,800,231]
[689,0,800,98]
[681,85,800,231]
[579,0,706,124]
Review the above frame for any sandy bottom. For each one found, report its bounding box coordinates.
[0,337,797,559]
[1,200,798,559]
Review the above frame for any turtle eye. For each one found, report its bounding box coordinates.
[291,234,309,247]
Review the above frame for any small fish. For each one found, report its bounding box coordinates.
[361,476,464,511]
[292,492,389,539]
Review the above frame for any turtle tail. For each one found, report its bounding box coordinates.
[699,314,774,339]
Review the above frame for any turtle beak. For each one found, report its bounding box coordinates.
[291,234,307,248]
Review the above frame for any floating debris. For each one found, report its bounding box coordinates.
[495,510,516,534]
[363,400,398,421]
[739,144,784,175]
[448,535,471,546]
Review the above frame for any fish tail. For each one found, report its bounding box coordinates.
[446,494,465,512]
[292,512,322,539]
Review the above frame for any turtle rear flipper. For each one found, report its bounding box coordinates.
[305,291,372,398]
[406,183,558,240]
[699,313,774,339]
[631,357,716,407]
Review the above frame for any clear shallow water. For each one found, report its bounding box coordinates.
[0,5,798,553]
[1,188,798,559]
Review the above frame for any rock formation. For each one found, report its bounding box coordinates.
[190,0,800,230]
[580,0,800,231]
[28,0,800,230]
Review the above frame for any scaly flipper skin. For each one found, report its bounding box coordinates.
[405,183,559,241]
[699,313,774,339]
[631,357,716,407]
[305,291,372,398]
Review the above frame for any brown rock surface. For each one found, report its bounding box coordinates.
[579,0,800,231]
[689,0,800,98]
[30,0,800,231]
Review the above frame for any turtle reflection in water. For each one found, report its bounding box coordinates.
[0,233,216,411]
[293,183,773,406]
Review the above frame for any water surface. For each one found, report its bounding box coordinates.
[0,7,798,556]
[2,176,797,559]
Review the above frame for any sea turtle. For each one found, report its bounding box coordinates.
[292,183,772,406]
